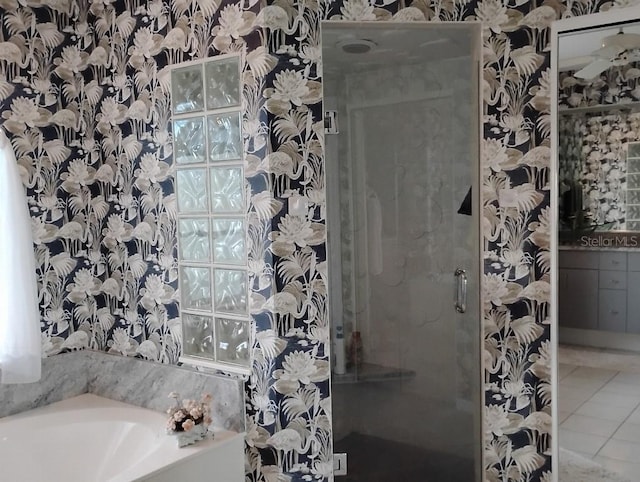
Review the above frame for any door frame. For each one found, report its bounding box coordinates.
[320,19,484,481]
[550,6,640,479]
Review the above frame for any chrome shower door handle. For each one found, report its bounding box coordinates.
[454,268,467,313]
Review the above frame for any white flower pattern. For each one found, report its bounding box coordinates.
[0,0,622,480]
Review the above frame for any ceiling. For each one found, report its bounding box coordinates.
[559,21,640,71]
[321,22,640,77]
[321,24,473,78]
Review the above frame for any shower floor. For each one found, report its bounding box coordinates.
[333,432,474,481]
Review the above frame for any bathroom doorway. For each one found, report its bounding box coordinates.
[322,22,483,480]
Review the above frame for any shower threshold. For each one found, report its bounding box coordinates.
[333,432,474,481]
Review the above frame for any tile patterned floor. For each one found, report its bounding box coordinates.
[559,356,640,480]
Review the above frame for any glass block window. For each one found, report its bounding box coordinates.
[628,142,640,231]
[171,54,250,374]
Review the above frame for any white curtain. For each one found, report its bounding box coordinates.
[0,128,41,383]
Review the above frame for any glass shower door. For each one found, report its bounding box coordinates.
[323,23,481,481]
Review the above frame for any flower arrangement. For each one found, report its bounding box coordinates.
[166,392,213,447]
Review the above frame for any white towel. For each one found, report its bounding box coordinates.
[0,128,41,384]
[366,188,383,276]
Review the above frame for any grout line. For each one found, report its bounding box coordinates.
[560,370,622,458]
[559,348,640,477]
[591,380,640,458]
[600,400,640,445]
[559,371,618,417]
[559,363,580,381]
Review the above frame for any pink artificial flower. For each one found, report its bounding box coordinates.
[182,419,195,431]
[173,409,186,422]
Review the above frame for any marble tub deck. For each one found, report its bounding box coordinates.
[0,351,245,433]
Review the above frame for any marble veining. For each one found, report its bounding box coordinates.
[87,352,244,432]
[0,351,244,432]
[0,352,87,418]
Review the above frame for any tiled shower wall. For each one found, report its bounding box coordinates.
[328,54,479,458]
[0,0,632,480]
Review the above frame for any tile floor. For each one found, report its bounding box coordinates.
[559,359,640,480]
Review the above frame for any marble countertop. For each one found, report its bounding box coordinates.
[559,245,640,252]
[0,351,245,433]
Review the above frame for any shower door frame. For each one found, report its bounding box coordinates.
[320,20,485,481]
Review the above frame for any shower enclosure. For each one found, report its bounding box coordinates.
[323,23,482,480]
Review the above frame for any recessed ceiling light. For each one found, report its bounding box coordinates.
[336,39,377,54]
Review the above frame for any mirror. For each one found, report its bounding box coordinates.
[558,21,640,241]
[554,13,640,482]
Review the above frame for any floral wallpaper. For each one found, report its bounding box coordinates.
[560,61,640,109]
[558,113,587,223]
[559,111,640,230]
[0,0,635,481]
[559,64,640,232]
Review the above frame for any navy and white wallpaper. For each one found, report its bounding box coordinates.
[559,111,640,230]
[559,64,640,232]
[560,61,640,109]
[0,0,635,480]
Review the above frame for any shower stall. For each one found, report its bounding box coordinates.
[323,23,482,480]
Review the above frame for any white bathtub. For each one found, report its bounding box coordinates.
[0,394,245,481]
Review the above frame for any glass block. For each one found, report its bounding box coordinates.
[628,205,640,219]
[207,112,242,161]
[628,159,640,173]
[214,269,247,315]
[174,117,206,164]
[172,65,204,114]
[182,314,214,359]
[212,219,245,264]
[205,57,240,109]
[628,174,640,190]
[628,190,640,205]
[210,167,244,213]
[215,318,249,366]
[178,218,211,262]
[627,221,640,231]
[629,142,640,158]
[181,266,212,311]
[177,169,208,213]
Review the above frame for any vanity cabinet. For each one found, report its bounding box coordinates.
[558,268,598,329]
[599,290,627,332]
[628,271,640,333]
[559,250,640,333]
